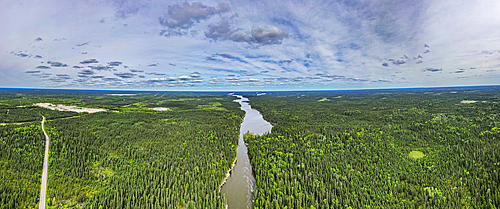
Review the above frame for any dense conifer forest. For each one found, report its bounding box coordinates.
[0,90,243,208]
[1,87,499,208]
[0,124,44,208]
[245,87,500,208]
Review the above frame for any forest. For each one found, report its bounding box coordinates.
[1,87,499,208]
[244,87,500,208]
[0,90,244,208]
[0,123,45,208]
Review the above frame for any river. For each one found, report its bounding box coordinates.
[221,95,273,209]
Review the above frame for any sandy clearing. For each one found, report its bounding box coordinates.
[34,103,107,113]
[149,107,171,111]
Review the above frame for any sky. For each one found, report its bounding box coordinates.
[1,0,500,91]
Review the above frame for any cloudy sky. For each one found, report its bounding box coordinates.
[1,0,500,90]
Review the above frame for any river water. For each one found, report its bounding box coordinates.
[221,95,273,209]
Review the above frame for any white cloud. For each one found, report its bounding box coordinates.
[0,0,499,90]
[251,25,286,44]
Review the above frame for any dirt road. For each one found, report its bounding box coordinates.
[38,116,49,209]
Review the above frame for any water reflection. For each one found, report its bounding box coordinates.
[221,95,273,209]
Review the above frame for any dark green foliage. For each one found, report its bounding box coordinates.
[2,87,499,208]
[0,90,243,208]
[0,107,79,123]
[0,124,45,208]
[42,93,243,208]
[245,87,500,208]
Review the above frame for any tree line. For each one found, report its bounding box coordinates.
[244,88,500,208]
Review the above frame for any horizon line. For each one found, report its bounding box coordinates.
[0,84,499,93]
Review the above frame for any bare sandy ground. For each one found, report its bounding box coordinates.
[149,107,171,111]
[34,103,107,113]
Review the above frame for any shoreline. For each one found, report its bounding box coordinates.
[219,157,237,192]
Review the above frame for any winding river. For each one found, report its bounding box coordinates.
[221,95,273,209]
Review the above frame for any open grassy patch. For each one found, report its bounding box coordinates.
[118,107,156,113]
[163,98,201,102]
[197,102,227,111]
[318,98,330,102]
[409,151,425,159]
[91,161,114,181]
[460,100,478,104]
[133,102,149,108]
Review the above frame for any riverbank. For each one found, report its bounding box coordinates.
[219,157,237,192]
[221,95,273,209]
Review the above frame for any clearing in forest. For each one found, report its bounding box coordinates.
[149,107,171,111]
[460,100,478,104]
[34,103,107,113]
[409,151,425,159]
